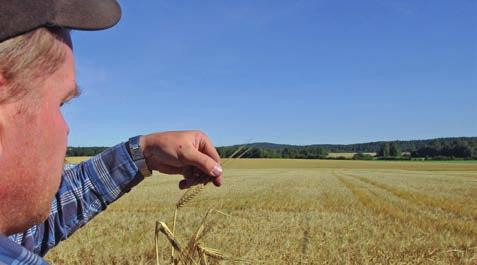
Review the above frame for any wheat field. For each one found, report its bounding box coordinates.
[46,159,477,264]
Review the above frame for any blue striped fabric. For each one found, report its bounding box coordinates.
[2,143,143,264]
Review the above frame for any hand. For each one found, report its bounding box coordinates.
[139,131,223,189]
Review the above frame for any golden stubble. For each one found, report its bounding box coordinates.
[46,159,477,264]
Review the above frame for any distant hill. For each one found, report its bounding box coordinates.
[219,137,477,153]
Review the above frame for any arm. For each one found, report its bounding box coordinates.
[9,142,143,256]
[9,131,223,257]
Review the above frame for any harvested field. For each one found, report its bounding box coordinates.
[48,159,477,264]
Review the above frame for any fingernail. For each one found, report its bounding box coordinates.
[210,164,223,177]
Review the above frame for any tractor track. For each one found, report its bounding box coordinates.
[343,172,477,221]
[332,170,477,237]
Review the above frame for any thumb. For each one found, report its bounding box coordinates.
[182,148,223,178]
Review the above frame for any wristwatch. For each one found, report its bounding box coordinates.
[127,135,152,177]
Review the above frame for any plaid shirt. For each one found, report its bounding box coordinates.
[1,143,144,265]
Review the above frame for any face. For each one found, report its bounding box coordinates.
[0,32,79,234]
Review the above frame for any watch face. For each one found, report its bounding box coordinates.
[132,149,143,161]
[129,136,144,161]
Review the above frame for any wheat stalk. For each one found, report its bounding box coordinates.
[197,245,227,260]
[172,184,205,262]
[170,209,178,264]
[157,221,182,252]
[178,209,213,263]
[156,221,199,265]
[177,209,231,264]
[221,145,254,168]
[155,222,161,265]
[157,209,250,265]
[225,144,248,162]
[197,247,208,265]
[163,144,253,264]
[169,145,252,262]
[175,144,253,210]
[197,244,250,263]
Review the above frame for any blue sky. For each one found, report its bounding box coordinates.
[63,0,477,146]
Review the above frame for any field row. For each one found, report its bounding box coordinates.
[333,171,476,236]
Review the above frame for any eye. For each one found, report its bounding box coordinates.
[60,97,74,107]
[60,100,70,107]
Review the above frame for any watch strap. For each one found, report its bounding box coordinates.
[128,135,152,177]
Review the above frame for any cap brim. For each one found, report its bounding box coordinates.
[50,0,121,31]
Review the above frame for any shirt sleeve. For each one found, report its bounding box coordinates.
[8,142,145,257]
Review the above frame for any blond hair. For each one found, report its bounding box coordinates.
[0,27,68,103]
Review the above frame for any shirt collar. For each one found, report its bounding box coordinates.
[0,235,47,265]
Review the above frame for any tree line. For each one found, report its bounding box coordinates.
[67,147,108,156]
[370,139,477,160]
[217,146,329,159]
[67,137,477,160]
[410,139,476,159]
[313,137,477,153]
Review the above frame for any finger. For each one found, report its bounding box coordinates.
[181,166,202,179]
[198,135,223,187]
[212,174,222,187]
[182,166,194,179]
[181,148,223,178]
[188,174,211,186]
[156,163,182,175]
[198,134,221,163]
[178,175,211,190]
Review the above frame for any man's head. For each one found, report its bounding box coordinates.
[0,0,121,235]
[0,27,78,235]
[0,27,70,103]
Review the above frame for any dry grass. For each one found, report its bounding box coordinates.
[46,159,477,264]
[343,171,477,220]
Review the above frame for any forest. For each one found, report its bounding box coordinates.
[67,137,477,160]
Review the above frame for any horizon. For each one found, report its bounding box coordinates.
[66,135,477,148]
[63,1,477,146]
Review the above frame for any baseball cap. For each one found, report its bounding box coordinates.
[0,0,121,42]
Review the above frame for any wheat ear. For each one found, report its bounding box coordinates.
[171,183,205,262]
[170,143,252,263]
[197,247,208,265]
[176,184,206,209]
[196,245,227,260]
[197,244,251,264]
[175,143,253,211]
[171,183,207,262]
